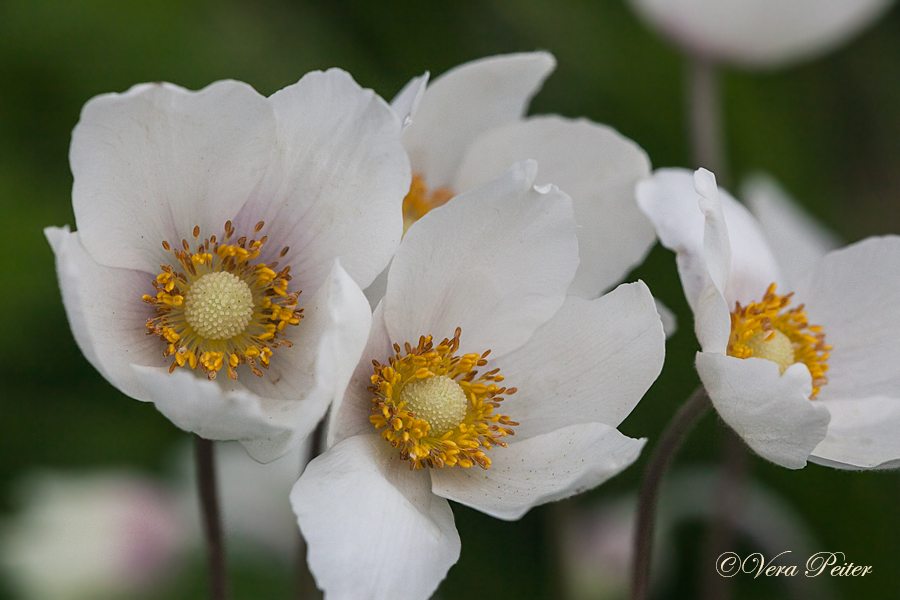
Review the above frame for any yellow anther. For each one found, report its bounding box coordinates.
[729,283,831,398]
[369,328,517,470]
[146,222,304,380]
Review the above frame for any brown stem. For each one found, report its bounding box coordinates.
[631,387,711,600]
[700,428,749,600]
[195,436,228,600]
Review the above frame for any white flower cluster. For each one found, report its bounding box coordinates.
[45,4,898,596]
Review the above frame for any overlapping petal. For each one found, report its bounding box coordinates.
[327,302,393,448]
[233,69,410,293]
[291,434,460,600]
[491,283,664,439]
[45,226,160,401]
[401,52,555,187]
[431,423,645,521]
[71,80,276,273]
[384,160,578,359]
[812,396,900,469]
[797,236,900,402]
[455,116,655,298]
[697,353,830,469]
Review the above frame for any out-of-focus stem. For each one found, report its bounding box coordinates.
[688,56,728,184]
[196,436,228,600]
[700,428,748,600]
[631,387,711,600]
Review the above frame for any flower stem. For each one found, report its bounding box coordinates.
[688,56,728,185]
[195,436,228,600]
[700,428,748,600]
[295,419,326,600]
[631,387,711,600]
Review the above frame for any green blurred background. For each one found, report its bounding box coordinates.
[1,1,898,598]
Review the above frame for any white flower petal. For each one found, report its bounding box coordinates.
[655,298,678,339]
[71,80,276,273]
[384,161,578,359]
[45,226,159,401]
[696,169,783,307]
[636,168,707,307]
[627,0,893,68]
[800,236,900,401]
[454,115,655,298]
[431,423,645,521]
[742,174,840,290]
[327,302,393,448]
[637,168,783,353]
[811,396,900,469]
[696,352,830,469]
[637,168,729,352]
[233,69,409,293]
[492,283,664,439]
[238,260,373,462]
[390,73,430,129]
[133,365,293,447]
[402,52,556,187]
[292,434,460,600]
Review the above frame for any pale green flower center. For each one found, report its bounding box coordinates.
[184,271,254,340]
[745,329,795,375]
[400,375,468,436]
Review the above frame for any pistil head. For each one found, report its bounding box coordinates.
[184,272,253,340]
[728,283,831,398]
[744,329,795,374]
[369,328,518,470]
[400,375,468,436]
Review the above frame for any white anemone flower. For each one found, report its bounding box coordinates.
[366,52,655,305]
[47,70,410,462]
[291,161,666,600]
[627,0,894,69]
[637,167,900,469]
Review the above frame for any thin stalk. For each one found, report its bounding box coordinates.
[700,428,748,600]
[688,56,728,184]
[687,53,750,600]
[631,387,711,600]
[195,436,228,600]
[295,419,326,600]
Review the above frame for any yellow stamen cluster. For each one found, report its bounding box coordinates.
[402,173,454,234]
[369,328,518,470]
[728,283,831,398]
[143,221,303,380]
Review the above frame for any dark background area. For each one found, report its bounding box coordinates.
[1,1,898,598]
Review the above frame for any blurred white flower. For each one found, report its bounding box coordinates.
[47,70,410,462]
[627,0,894,69]
[742,174,841,285]
[0,471,187,600]
[292,162,666,600]
[638,168,900,469]
[364,52,656,307]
